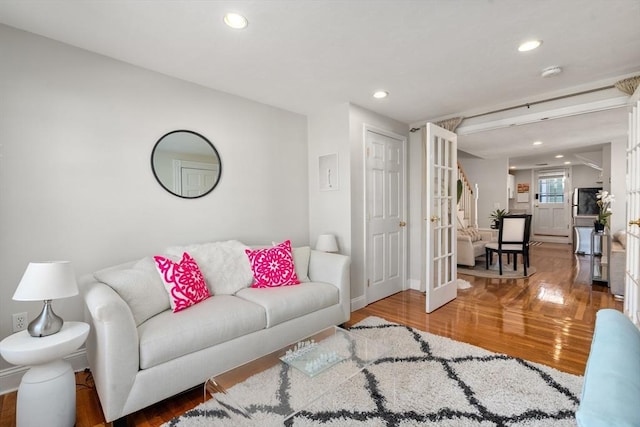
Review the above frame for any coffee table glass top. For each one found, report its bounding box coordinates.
[204,326,387,425]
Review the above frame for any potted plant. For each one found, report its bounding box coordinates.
[595,190,614,232]
[489,208,508,229]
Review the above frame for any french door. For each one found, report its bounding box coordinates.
[423,123,457,313]
[625,100,640,323]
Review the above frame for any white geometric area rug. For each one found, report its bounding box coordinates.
[165,317,583,427]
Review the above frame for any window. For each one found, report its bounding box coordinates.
[538,176,564,203]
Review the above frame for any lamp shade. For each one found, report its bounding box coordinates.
[13,261,78,301]
[316,234,339,253]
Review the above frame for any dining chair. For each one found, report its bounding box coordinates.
[485,214,531,276]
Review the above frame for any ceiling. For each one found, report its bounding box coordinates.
[1,0,639,168]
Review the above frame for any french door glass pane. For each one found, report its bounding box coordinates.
[539,176,565,203]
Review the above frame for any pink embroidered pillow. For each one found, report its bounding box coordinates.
[245,240,300,288]
[153,252,210,312]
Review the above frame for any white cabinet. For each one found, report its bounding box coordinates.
[507,174,515,199]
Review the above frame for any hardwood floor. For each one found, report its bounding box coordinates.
[0,243,622,427]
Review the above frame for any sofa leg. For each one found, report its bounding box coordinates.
[111,418,128,427]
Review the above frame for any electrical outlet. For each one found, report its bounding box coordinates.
[12,312,27,332]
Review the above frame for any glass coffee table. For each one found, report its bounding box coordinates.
[204,326,387,425]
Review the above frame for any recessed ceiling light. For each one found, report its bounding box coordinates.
[373,91,388,99]
[224,12,248,29]
[555,154,564,158]
[518,40,542,52]
[510,166,516,169]
[564,161,571,165]
[533,141,543,146]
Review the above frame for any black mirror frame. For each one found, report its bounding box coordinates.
[150,130,222,199]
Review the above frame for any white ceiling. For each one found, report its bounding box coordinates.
[1,0,639,167]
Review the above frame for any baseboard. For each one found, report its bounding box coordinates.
[407,278,422,291]
[532,234,570,244]
[0,348,88,395]
[351,295,367,312]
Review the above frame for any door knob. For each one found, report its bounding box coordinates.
[399,221,407,227]
[630,219,640,226]
[430,215,440,223]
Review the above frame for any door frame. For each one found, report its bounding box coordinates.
[363,124,408,305]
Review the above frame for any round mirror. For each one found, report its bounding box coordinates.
[151,130,222,198]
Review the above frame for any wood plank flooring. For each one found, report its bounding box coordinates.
[0,243,623,426]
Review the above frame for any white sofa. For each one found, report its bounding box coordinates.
[607,230,626,297]
[79,240,350,423]
[457,228,494,267]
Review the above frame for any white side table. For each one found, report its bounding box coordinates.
[0,321,89,427]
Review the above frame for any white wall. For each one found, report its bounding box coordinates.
[508,169,534,213]
[572,164,603,188]
[0,25,309,369]
[459,157,510,228]
[308,104,351,255]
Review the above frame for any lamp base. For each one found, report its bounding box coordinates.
[28,300,63,337]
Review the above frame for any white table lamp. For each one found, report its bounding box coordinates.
[13,261,78,337]
[316,234,339,253]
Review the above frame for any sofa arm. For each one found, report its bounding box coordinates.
[308,250,351,321]
[456,235,478,267]
[576,309,640,427]
[609,243,626,297]
[79,276,140,422]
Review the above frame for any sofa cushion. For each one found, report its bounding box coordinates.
[576,309,640,427]
[246,240,300,288]
[94,257,170,326]
[235,282,339,328]
[165,240,254,295]
[153,252,210,312]
[137,295,266,369]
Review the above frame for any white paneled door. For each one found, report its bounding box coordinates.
[365,129,406,304]
[173,159,219,197]
[424,123,457,313]
[625,100,640,323]
[181,167,218,197]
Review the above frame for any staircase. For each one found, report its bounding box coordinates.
[457,163,476,228]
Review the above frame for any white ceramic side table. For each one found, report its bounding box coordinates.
[0,321,89,427]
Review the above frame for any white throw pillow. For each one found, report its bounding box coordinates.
[94,257,170,326]
[458,227,481,242]
[292,246,311,282]
[613,230,627,249]
[165,240,254,295]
